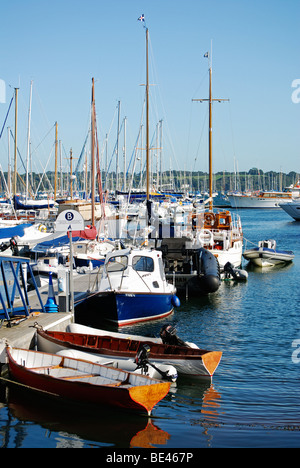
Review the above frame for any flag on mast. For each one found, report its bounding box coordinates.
[138,14,145,22]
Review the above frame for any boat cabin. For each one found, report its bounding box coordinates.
[203,211,232,230]
[258,239,277,250]
[100,248,170,293]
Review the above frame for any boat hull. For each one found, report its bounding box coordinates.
[228,194,291,208]
[280,202,300,221]
[75,290,175,327]
[73,256,105,269]
[36,328,222,378]
[243,248,294,267]
[6,347,170,415]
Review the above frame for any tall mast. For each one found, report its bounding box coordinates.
[54,121,58,200]
[123,116,127,192]
[146,26,150,201]
[13,87,19,196]
[7,127,11,197]
[91,78,95,226]
[192,48,229,212]
[208,64,213,211]
[26,81,33,202]
[69,148,73,199]
[116,100,121,192]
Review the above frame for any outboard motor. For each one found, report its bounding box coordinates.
[134,343,177,382]
[10,237,19,256]
[223,261,238,280]
[160,324,189,348]
[0,241,10,252]
[135,343,151,374]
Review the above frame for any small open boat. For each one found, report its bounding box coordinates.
[6,346,170,416]
[36,324,222,379]
[243,239,295,267]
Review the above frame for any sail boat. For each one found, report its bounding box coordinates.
[74,21,180,327]
[192,50,243,269]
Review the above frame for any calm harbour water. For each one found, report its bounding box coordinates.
[0,208,299,448]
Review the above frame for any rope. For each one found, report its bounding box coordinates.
[0,374,60,398]
[243,236,258,248]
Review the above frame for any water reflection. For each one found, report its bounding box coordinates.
[164,379,222,421]
[2,385,170,448]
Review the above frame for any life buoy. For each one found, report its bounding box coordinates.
[87,241,97,253]
[204,212,215,226]
[38,224,47,233]
[197,229,214,247]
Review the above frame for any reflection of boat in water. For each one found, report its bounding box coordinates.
[6,384,170,448]
[243,239,294,267]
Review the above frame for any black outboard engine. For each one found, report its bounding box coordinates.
[135,344,151,374]
[223,261,238,280]
[0,241,10,252]
[134,342,177,382]
[10,237,19,256]
[160,324,189,348]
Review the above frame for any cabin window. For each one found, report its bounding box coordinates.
[158,257,166,281]
[106,255,128,272]
[132,256,154,272]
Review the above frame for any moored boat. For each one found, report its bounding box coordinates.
[36,324,222,379]
[74,247,180,327]
[156,236,220,296]
[6,346,171,416]
[279,199,300,221]
[243,239,294,267]
[227,191,294,209]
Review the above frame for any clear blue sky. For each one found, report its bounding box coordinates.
[0,0,299,178]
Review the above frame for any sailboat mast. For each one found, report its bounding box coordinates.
[13,87,19,196]
[91,78,95,226]
[7,127,11,197]
[208,64,213,211]
[146,26,150,201]
[26,81,33,202]
[54,121,58,201]
[116,100,121,192]
[192,48,229,212]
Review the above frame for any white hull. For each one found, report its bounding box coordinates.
[279,201,300,221]
[36,333,178,382]
[243,248,294,267]
[211,243,243,268]
[228,194,292,209]
[65,324,219,378]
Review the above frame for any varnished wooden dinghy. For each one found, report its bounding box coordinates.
[36,325,222,379]
[6,346,171,416]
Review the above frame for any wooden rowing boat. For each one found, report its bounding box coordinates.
[36,325,222,379]
[6,346,171,416]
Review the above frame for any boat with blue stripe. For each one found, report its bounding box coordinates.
[75,247,180,327]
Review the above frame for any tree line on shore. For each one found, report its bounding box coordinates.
[1,167,299,196]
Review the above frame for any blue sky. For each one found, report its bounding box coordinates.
[0,0,299,178]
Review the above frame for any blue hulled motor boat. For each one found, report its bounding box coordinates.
[75,247,180,327]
